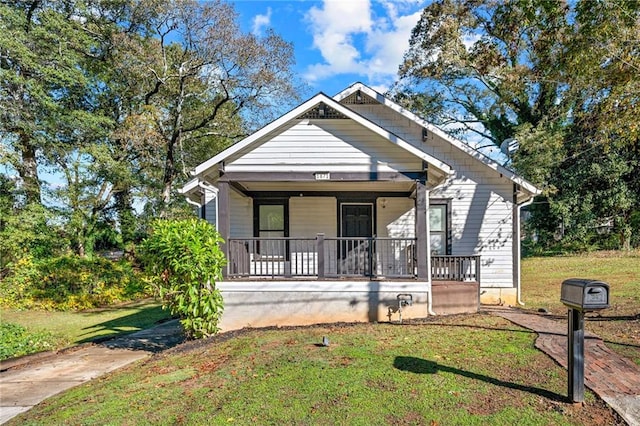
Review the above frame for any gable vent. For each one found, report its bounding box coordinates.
[297,102,347,119]
[341,90,379,105]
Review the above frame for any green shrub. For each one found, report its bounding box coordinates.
[0,256,148,311]
[0,202,64,269]
[139,219,226,339]
[0,322,56,361]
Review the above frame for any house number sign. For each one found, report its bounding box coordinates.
[315,172,330,180]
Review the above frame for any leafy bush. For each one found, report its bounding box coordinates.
[139,219,226,338]
[0,322,56,361]
[0,202,64,269]
[0,256,148,311]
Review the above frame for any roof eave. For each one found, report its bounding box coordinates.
[192,91,453,179]
[335,83,541,197]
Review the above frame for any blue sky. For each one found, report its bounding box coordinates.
[230,0,430,96]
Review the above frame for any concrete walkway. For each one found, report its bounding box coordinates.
[492,307,640,426]
[0,320,185,425]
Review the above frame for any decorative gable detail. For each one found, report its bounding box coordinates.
[340,90,379,105]
[297,102,347,120]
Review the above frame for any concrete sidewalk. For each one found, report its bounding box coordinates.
[0,320,185,425]
[491,307,640,426]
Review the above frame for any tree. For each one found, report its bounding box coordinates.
[396,0,570,146]
[0,174,62,269]
[395,0,640,250]
[110,0,301,211]
[514,0,640,250]
[1,0,302,257]
[0,0,105,205]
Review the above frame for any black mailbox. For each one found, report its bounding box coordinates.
[561,278,610,311]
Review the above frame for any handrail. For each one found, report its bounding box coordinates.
[228,235,416,279]
[228,236,480,283]
[431,255,481,284]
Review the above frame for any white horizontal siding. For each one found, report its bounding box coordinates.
[434,181,514,287]
[227,120,422,173]
[230,191,252,238]
[376,197,415,238]
[348,104,517,288]
[203,188,217,228]
[289,197,337,238]
[349,104,514,186]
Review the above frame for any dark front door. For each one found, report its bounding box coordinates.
[340,204,373,275]
[341,204,373,238]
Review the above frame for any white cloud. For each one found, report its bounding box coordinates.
[462,32,481,51]
[303,0,427,91]
[304,0,373,81]
[252,7,272,36]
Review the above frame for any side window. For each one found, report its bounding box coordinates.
[429,204,448,255]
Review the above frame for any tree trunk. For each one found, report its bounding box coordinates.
[17,133,41,205]
[621,224,632,251]
[160,141,175,215]
[77,237,86,257]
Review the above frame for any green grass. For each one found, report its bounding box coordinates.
[521,250,640,365]
[3,252,637,424]
[9,314,619,425]
[0,322,56,360]
[0,298,170,360]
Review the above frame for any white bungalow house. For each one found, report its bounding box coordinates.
[182,83,539,331]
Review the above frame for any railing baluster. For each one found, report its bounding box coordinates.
[228,237,430,280]
[430,255,481,282]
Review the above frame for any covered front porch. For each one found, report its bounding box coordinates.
[206,171,482,325]
[227,235,481,283]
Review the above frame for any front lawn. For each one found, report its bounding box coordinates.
[8,314,623,425]
[0,298,170,360]
[521,250,640,365]
[3,251,637,424]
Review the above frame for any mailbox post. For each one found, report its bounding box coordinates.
[560,279,610,403]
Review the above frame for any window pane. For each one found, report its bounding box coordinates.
[259,205,284,231]
[429,205,445,232]
[430,234,443,255]
[259,231,285,238]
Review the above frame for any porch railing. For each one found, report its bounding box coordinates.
[228,235,416,279]
[228,235,480,283]
[431,255,481,282]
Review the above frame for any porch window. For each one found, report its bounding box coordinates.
[429,204,448,255]
[254,200,288,257]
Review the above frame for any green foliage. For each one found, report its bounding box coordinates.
[0,256,147,311]
[0,322,56,361]
[139,219,226,338]
[396,0,640,252]
[397,0,570,145]
[0,195,64,269]
[9,315,617,425]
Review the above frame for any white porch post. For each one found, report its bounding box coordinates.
[425,186,434,315]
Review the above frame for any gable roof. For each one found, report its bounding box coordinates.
[334,82,540,197]
[192,92,453,178]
